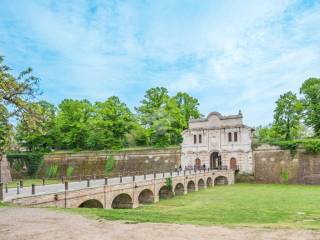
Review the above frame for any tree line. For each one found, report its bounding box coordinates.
[0,57,201,152]
[255,78,320,143]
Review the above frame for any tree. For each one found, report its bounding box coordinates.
[0,56,40,154]
[300,78,320,136]
[273,91,303,140]
[16,101,57,151]
[88,96,135,149]
[172,92,200,128]
[136,87,196,146]
[55,99,93,150]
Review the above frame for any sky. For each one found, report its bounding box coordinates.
[0,0,319,127]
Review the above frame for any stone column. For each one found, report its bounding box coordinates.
[0,155,12,184]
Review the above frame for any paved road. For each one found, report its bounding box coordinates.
[3,170,195,201]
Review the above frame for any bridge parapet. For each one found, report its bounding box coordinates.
[5,169,234,209]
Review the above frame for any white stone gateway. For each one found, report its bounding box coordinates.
[181,111,254,174]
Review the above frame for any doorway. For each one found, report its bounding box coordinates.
[210,152,221,169]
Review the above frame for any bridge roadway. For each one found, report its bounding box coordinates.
[3,169,234,209]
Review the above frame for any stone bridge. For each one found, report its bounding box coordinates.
[5,170,234,209]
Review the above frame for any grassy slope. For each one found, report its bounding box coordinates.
[67,184,320,229]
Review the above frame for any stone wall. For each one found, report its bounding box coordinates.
[38,147,181,179]
[254,144,320,184]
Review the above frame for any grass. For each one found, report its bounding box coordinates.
[66,184,320,229]
[6,179,63,188]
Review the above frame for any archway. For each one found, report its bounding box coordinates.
[206,177,213,187]
[187,180,195,192]
[210,152,221,169]
[230,157,237,170]
[138,189,154,204]
[214,176,228,185]
[174,183,185,196]
[79,199,103,208]
[159,186,173,199]
[198,179,205,190]
[112,193,133,209]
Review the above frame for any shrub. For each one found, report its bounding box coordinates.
[281,169,289,184]
[66,166,74,178]
[7,152,44,178]
[165,177,173,191]
[45,164,59,178]
[104,154,116,176]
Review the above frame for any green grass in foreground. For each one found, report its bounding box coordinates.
[66,184,320,229]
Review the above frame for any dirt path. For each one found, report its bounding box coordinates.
[0,208,319,240]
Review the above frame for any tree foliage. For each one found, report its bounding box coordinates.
[273,91,303,140]
[0,56,40,154]
[300,78,320,136]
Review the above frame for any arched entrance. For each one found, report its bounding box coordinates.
[214,176,228,185]
[138,189,154,204]
[112,193,133,209]
[230,157,237,170]
[195,158,201,170]
[79,199,103,208]
[159,186,173,199]
[206,177,213,187]
[174,183,185,196]
[198,179,205,190]
[210,152,221,169]
[187,180,195,192]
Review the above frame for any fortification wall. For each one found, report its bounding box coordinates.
[38,147,181,178]
[254,144,320,184]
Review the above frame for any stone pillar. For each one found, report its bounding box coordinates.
[0,155,12,184]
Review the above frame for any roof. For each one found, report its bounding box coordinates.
[189,111,243,123]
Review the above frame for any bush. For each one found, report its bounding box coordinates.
[7,152,44,178]
[165,177,173,191]
[104,154,116,176]
[263,138,320,154]
[45,164,59,178]
[281,169,289,184]
[66,166,74,177]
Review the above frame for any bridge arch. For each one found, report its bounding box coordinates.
[79,199,103,208]
[138,189,154,204]
[174,183,185,196]
[159,185,173,199]
[206,177,213,187]
[187,180,195,193]
[112,193,133,209]
[198,178,205,190]
[214,176,228,185]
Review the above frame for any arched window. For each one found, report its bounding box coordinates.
[199,134,202,143]
[234,132,238,142]
[193,134,197,144]
[228,132,232,142]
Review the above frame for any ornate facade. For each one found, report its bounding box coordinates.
[181,111,254,173]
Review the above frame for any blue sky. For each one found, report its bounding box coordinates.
[0,0,319,126]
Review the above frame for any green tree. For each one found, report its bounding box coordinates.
[0,56,40,155]
[172,92,200,127]
[136,87,189,146]
[300,78,320,136]
[55,99,93,150]
[273,91,303,140]
[16,101,57,151]
[87,96,135,149]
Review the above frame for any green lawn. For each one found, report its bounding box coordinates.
[6,179,63,188]
[67,184,320,229]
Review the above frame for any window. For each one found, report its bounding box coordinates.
[199,134,202,144]
[228,132,232,142]
[194,134,197,144]
[234,132,238,142]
